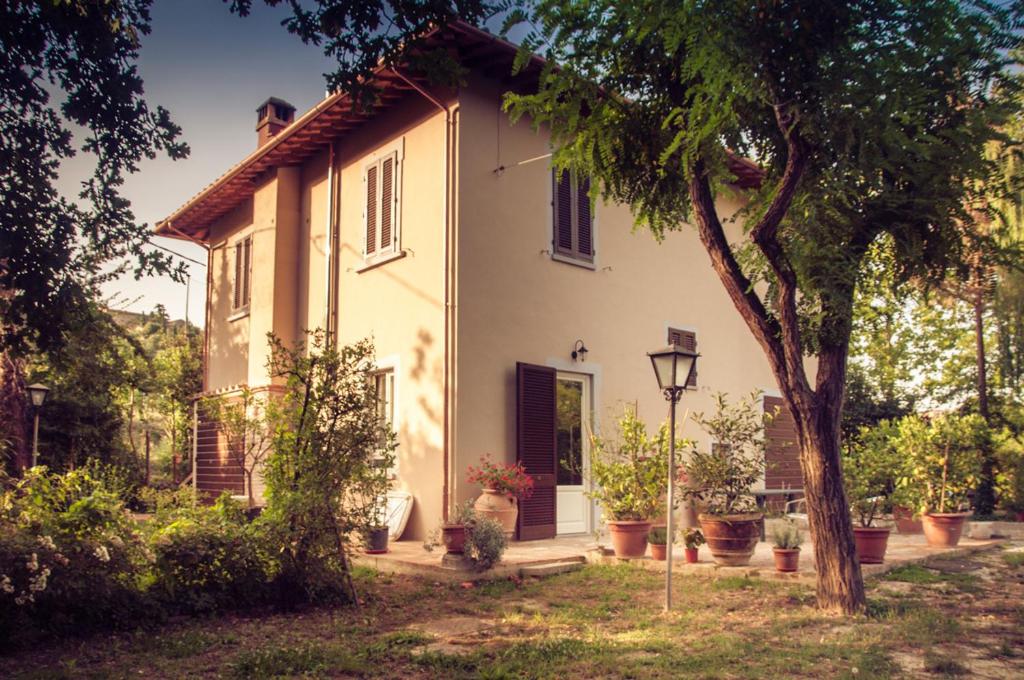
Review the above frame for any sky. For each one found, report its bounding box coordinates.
[57,0,336,326]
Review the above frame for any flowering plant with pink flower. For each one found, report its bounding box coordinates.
[466,456,535,500]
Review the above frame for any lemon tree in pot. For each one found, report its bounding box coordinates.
[894,414,988,547]
[842,424,899,564]
[681,392,768,567]
[587,408,676,558]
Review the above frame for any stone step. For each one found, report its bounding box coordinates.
[519,560,586,578]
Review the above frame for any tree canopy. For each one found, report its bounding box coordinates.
[0,0,188,354]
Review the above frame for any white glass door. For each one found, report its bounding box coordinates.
[556,373,592,535]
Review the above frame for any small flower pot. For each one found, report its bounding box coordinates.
[853,526,891,564]
[364,525,389,554]
[474,489,518,539]
[893,505,923,534]
[684,547,699,564]
[442,524,467,554]
[606,520,652,558]
[772,547,800,573]
[698,513,762,566]
[922,512,970,547]
[650,542,667,561]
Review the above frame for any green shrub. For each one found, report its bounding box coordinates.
[465,514,508,571]
[149,495,272,613]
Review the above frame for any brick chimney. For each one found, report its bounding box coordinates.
[256,97,295,147]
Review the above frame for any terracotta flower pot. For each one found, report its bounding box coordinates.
[684,547,699,564]
[442,524,467,554]
[606,520,652,558]
[698,513,762,566]
[474,488,518,538]
[773,547,800,573]
[650,542,667,561]
[364,525,389,554]
[922,512,970,547]
[893,505,923,534]
[853,526,891,564]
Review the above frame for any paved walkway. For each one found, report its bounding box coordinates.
[354,531,1004,583]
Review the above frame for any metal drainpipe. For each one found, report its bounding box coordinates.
[324,142,336,345]
[161,222,212,392]
[392,70,455,522]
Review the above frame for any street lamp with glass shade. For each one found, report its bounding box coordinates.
[26,383,50,468]
[647,345,699,613]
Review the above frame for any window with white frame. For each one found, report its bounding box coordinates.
[552,169,594,264]
[372,369,396,471]
[363,139,403,263]
[231,235,252,314]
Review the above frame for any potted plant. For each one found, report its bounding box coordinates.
[842,425,898,564]
[440,501,476,555]
[648,526,671,561]
[467,456,534,538]
[681,392,768,567]
[997,442,1024,522]
[770,520,803,572]
[895,414,988,547]
[586,408,677,558]
[682,527,704,563]
[354,447,397,555]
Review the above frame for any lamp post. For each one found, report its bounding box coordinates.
[26,383,50,468]
[648,345,698,613]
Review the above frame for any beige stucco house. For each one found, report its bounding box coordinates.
[157,22,798,541]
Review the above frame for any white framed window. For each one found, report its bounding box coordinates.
[552,169,594,265]
[371,368,397,475]
[231,234,252,314]
[362,138,404,264]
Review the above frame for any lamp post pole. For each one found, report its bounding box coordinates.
[31,408,40,468]
[664,385,683,613]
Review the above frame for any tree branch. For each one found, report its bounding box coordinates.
[687,163,791,389]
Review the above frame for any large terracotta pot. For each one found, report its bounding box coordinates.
[474,489,518,538]
[698,513,762,566]
[650,542,667,561]
[773,548,800,573]
[853,526,891,564]
[607,520,652,558]
[442,524,467,554]
[893,506,923,534]
[922,512,970,547]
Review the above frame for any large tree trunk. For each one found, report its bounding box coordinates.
[793,349,865,612]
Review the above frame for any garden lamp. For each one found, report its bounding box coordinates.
[647,345,698,612]
[26,383,50,468]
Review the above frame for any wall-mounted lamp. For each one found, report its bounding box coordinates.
[571,339,589,362]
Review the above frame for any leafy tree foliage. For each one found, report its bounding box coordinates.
[0,0,188,354]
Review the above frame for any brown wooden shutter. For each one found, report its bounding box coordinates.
[242,236,252,307]
[516,362,557,540]
[553,170,573,254]
[667,328,698,387]
[764,395,800,499]
[366,164,377,255]
[576,175,592,258]
[381,157,393,250]
[233,242,242,310]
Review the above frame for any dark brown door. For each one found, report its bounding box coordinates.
[516,362,557,540]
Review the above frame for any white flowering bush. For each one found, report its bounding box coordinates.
[0,467,153,647]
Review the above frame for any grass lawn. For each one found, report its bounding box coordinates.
[3,545,1023,679]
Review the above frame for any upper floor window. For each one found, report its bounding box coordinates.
[232,235,252,313]
[552,169,594,265]
[363,139,404,264]
[667,327,698,388]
